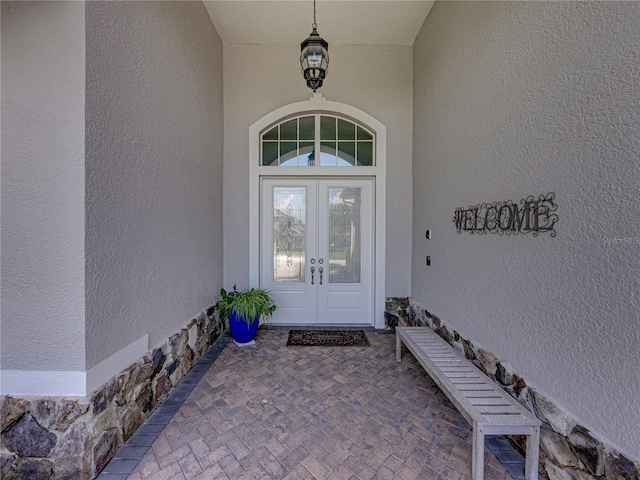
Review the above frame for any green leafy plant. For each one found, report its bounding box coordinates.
[218,285,277,326]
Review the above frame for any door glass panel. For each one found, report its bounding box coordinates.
[337,142,356,166]
[321,116,336,140]
[279,142,298,166]
[299,116,315,140]
[280,119,297,141]
[328,187,361,283]
[263,126,278,141]
[357,142,373,166]
[273,187,306,283]
[338,119,356,140]
[262,142,279,166]
[300,142,314,166]
[320,142,337,166]
[357,126,373,141]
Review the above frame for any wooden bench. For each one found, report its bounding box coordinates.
[396,326,540,480]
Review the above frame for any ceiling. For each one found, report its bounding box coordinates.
[203,1,435,46]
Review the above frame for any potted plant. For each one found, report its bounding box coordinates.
[218,286,277,345]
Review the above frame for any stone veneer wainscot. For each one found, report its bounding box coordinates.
[0,306,225,480]
[385,297,640,480]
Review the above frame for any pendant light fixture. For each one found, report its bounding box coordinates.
[300,0,329,92]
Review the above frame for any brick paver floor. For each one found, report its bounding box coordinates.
[127,330,516,480]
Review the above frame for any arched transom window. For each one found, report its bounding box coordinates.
[261,115,375,167]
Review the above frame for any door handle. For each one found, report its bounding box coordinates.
[319,266,323,285]
[310,266,315,285]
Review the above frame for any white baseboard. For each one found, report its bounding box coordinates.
[86,334,149,394]
[0,334,149,397]
[0,370,86,397]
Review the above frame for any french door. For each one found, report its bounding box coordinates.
[261,178,374,325]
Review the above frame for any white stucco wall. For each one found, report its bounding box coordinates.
[1,1,86,372]
[223,44,412,297]
[85,1,224,369]
[412,2,640,458]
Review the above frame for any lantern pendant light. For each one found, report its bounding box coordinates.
[300,0,329,92]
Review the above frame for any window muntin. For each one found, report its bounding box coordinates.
[261,115,374,167]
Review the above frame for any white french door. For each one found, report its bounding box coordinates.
[261,178,374,325]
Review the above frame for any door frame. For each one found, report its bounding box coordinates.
[249,93,386,329]
[261,177,374,325]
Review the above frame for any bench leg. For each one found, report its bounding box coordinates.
[525,426,540,480]
[396,333,401,362]
[472,423,485,480]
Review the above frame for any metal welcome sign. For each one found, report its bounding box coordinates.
[453,192,558,236]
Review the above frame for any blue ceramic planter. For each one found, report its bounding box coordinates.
[228,310,259,344]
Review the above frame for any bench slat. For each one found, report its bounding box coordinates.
[476,405,522,415]
[464,391,505,398]
[457,384,494,391]
[482,415,543,428]
[450,378,487,384]
[467,398,511,406]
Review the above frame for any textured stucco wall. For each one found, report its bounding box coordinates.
[85,1,224,369]
[412,2,640,458]
[223,44,412,296]
[1,1,86,371]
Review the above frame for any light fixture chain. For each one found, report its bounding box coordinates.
[312,0,317,29]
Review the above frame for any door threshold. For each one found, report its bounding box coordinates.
[264,325,377,332]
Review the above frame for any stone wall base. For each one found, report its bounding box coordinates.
[1,305,225,480]
[385,297,640,480]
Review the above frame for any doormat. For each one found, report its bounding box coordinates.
[287,330,370,347]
